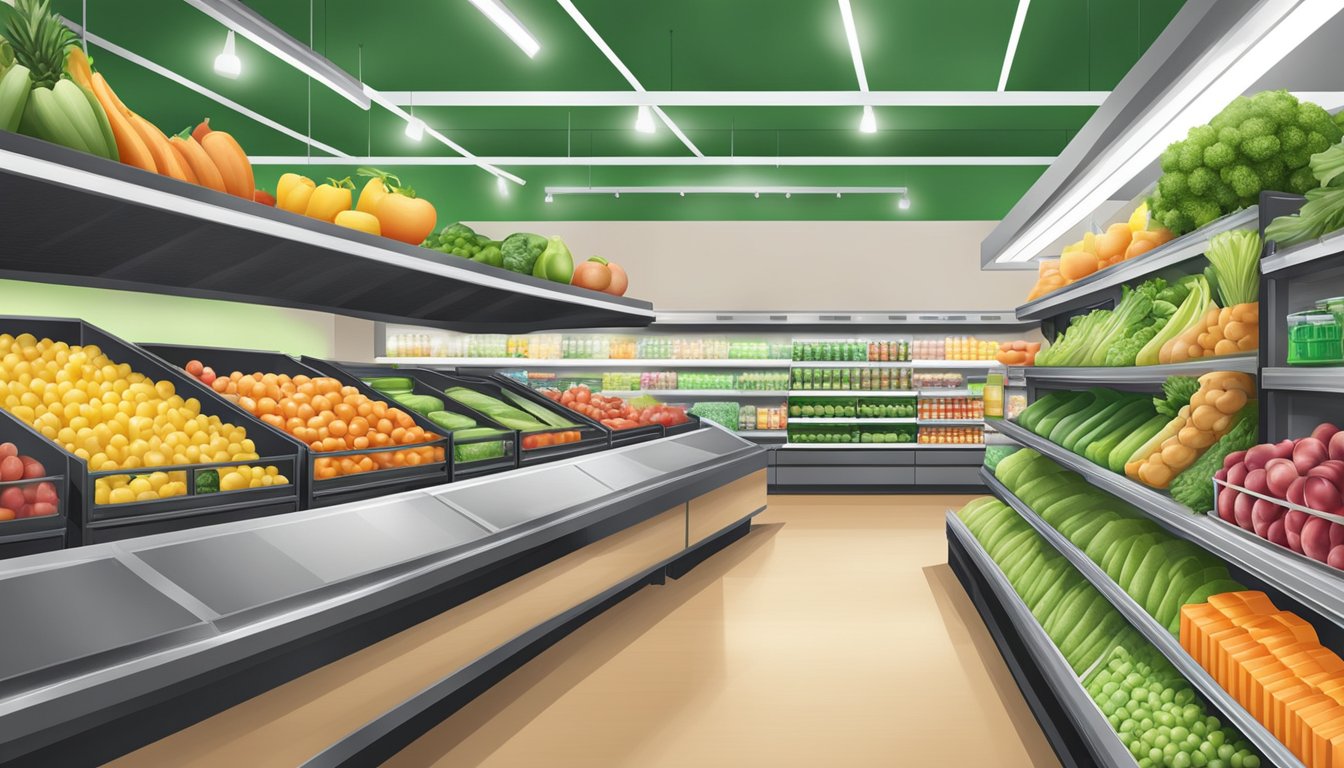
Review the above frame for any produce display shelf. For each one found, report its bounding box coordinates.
[601,390,788,398]
[1014,207,1259,322]
[983,469,1301,768]
[789,360,1002,369]
[787,390,917,397]
[738,430,787,438]
[1016,355,1259,383]
[779,443,978,450]
[920,388,981,397]
[1260,227,1344,275]
[945,511,1139,768]
[993,418,1344,631]
[788,417,917,425]
[0,132,652,333]
[376,357,791,369]
[917,419,985,426]
[653,310,1030,327]
[1261,367,1344,394]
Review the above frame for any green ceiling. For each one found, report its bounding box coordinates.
[44,0,1186,221]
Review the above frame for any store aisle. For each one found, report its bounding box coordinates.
[387,495,1059,768]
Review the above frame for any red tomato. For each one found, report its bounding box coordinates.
[0,456,22,482]
[575,389,591,404]
[21,459,45,479]
[186,359,204,376]
[522,435,539,450]
[0,443,14,459]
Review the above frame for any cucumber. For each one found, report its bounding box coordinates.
[1081,400,1157,464]
[501,389,577,429]
[1059,393,1132,453]
[365,376,415,392]
[1019,391,1078,432]
[1108,414,1172,473]
[1032,391,1099,440]
[1048,390,1116,445]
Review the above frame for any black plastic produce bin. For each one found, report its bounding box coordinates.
[484,372,666,447]
[304,358,518,479]
[406,368,610,466]
[0,318,301,544]
[139,344,452,508]
[0,410,69,558]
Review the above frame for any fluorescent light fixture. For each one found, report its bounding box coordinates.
[214,30,240,78]
[249,154,1053,167]
[404,116,424,141]
[497,176,509,197]
[994,0,1344,263]
[545,185,909,199]
[997,0,1031,91]
[69,25,348,157]
[382,90,1111,107]
[898,194,911,210]
[181,0,369,109]
[363,86,525,186]
[837,0,875,135]
[634,105,656,133]
[468,0,541,58]
[555,0,703,157]
[544,193,554,203]
[859,105,877,133]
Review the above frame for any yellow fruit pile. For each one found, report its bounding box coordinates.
[1026,204,1175,301]
[0,334,286,504]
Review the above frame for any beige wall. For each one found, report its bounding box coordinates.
[467,220,1035,312]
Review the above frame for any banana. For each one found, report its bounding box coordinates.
[21,85,92,154]
[78,82,118,161]
[0,64,31,133]
[52,79,106,158]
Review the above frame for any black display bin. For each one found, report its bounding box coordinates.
[406,368,610,466]
[303,358,518,479]
[0,318,301,544]
[483,371,668,447]
[139,344,451,508]
[0,409,69,558]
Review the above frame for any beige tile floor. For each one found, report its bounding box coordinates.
[387,494,1060,768]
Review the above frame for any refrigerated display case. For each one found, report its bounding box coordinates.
[0,414,68,559]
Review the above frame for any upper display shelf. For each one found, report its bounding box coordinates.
[1015,207,1258,322]
[648,311,1035,328]
[0,132,654,332]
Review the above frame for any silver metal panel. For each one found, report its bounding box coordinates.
[916,467,984,486]
[257,513,443,584]
[775,467,915,486]
[915,449,986,466]
[775,449,915,466]
[0,559,204,683]
[984,470,1302,768]
[433,466,612,531]
[946,511,1161,768]
[133,533,326,617]
[1018,354,1258,382]
[1262,366,1344,393]
[575,454,666,489]
[623,441,719,473]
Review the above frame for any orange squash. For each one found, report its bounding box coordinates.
[1059,251,1100,281]
[197,126,255,199]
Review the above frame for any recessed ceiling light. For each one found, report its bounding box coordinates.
[213,30,241,78]
[404,116,424,141]
[898,194,911,210]
[754,192,760,199]
[497,176,509,196]
[468,0,541,58]
[544,193,554,203]
[634,105,656,133]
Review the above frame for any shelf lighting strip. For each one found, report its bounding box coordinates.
[992,0,1344,264]
[63,24,350,159]
[543,185,909,201]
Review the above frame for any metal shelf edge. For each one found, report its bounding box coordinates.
[1017,355,1259,381]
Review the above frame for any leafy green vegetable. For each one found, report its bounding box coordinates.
[532,236,574,283]
[1136,276,1210,366]
[501,233,549,275]
[1035,277,1176,368]
[1154,376,1200,419]
[1311,140,1344,188]
[473,242,502,268]
[1204,229,1261,306]
[1102,320,1162,367]
[690,402,739,430]
[1149,90,1342,234]
[1265,185,1344,248]
[1170,401,1259,512]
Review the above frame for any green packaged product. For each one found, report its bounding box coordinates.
[426,411,477,431]
[393,393,444,416]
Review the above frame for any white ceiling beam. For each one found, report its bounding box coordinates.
[997,0,1032,91]
[554,0,704,157]
[378,90,1111,107]
[249,155,1055,167]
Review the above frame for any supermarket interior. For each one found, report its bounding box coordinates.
[6,1,1344,766]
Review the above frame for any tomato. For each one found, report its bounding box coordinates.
[561,391,575,405]
[522,435,538,450]
[376,191,437,244]
[575,389,591,404]
[535,433,554,447]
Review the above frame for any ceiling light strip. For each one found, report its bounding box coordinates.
[380,90,1112,107]
[994,0,1344,263]
[247,155,1056,167]
[362,87,525,186]
[838,0,870,91]
[75,27,349,158]
[180,0,370,109]
[545,186,907,196]
[467,0,540,57]
[554,0,704,157]
[997,0,1032,91]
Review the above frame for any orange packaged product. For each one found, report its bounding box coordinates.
[1198,616,1238,671]
[1230,642,1273,701]
[1290,694,1339,757]
[1274,612,1321,644]
[1270,682,1318,741]
[1312,718,1344,767]
[1221,634,1264,691]
[1232,590,1279,615]
[1245,659,1293,721]
[1209,624,1250,685]
[1181,603,1221,658]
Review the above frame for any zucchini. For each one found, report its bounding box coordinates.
[501,389,576,429]
[1018,391,1077,432]
[1083,402,1158,465]
[1046,390,1112,444]
[426,411,476,431]
[1059,396,1130,453]
[1107,414,1171,473]
[1067,396,1148,456]
[1031,391,1097,439]
[365,376,415,392]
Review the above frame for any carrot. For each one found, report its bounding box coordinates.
[90,74,155,172]
[169,134,227,193]
[200,130,254,198]
[65,47,95,92]
[128,113,190,182]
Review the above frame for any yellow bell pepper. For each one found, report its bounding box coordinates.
[355,174,389,215]
[304,177,355,223]
[334,210,381,236]
[276,172,315,215]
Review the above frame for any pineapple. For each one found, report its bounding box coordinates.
[5,0,77,89]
